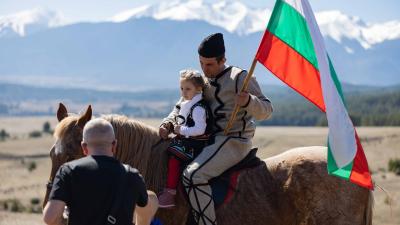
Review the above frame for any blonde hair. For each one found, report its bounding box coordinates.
[179,69,207,91]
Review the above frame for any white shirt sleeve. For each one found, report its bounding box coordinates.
[179,106,207,137]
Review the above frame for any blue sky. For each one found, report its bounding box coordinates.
[0,0,399,23]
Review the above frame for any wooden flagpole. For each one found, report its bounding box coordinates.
[223,57,258,135]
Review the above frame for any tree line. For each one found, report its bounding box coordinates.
[259,90,400,126]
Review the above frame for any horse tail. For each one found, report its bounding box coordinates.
[364,190,374,225]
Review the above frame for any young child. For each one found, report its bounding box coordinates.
[158,69,213,208]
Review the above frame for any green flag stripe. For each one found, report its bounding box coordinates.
[267,0,319,69]
[327,141,353,179]
[328,56,347,107]
[327,59,354,176]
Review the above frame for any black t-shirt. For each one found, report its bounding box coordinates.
[49,155,148,225]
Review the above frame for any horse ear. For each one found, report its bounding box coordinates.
[77,105,92,129]
[57,103,68,122]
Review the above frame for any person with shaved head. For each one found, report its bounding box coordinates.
[43,118,158,225]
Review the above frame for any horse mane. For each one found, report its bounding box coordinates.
[101,115,169,191]
[53,116,78,140]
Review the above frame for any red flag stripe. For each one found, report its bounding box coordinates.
[256,31,326,111]
[349,132,374,189]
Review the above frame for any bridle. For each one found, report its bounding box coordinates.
[46,180,53,190]
[44,152,80,193]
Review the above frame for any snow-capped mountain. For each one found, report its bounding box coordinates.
[111,0,400,49]
[2,1,400,48]
[111,0,271,36]
[0,0,399,88]
[0,8,65,38]
[317,11,400,50]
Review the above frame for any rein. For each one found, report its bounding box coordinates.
[151,138,164,151]
[46,180,53,190]
[45,153,79,193]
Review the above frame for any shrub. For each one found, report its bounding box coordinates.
[27,161,37,172]
[1,200,7,210]
[30,198,40,205]
[3,199,26,212]
[0,198,42,213]
[29,130,42,138]
[28,198,42,213]
[43,121,52,134]
[0,129,10,141]
[388,158,400,175]
[384,196,392,205]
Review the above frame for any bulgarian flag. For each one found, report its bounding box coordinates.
[255,0,373,189]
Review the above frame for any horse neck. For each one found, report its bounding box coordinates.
[104,115,169,191]
[143,138,170,192]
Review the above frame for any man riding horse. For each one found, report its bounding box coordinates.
[159,33,273,225]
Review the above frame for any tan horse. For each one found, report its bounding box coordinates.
[43,103,373,225]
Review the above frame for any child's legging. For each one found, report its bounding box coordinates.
[166,157,181,189]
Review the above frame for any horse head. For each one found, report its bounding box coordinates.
[42,103,92,209]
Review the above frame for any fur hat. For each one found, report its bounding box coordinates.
[198,33,225,58]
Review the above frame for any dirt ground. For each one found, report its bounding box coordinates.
[0,116,399,225]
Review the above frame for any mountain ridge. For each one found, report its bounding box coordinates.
[2,1,400,48]
[0,2,399,88]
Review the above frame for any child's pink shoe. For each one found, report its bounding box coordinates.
[158,188,176,208]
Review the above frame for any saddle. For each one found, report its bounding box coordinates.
[179,148,261,208]
[209,148,261,207]
[183,148,261,225]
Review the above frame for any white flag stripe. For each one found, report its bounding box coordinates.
[284,0,306,18]
[300,0,357,168]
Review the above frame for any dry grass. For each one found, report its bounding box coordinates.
[0,211,43,225]
[0,117,399,225]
